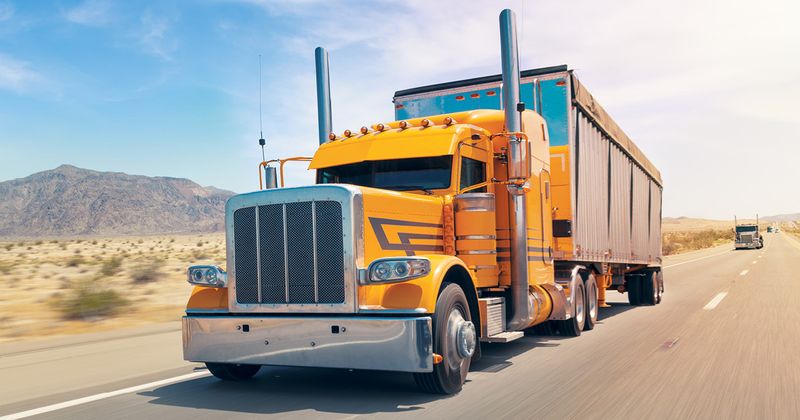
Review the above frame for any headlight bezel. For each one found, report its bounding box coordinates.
[187,265,227,288]
[364,257,431,285]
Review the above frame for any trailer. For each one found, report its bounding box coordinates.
[393,65,663,305]
[181,9,664,395]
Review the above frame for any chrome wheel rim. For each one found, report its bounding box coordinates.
[587,280,598,321]
[446,306,474,371]
[575,286,585,326]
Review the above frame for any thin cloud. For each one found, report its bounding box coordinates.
[64,0,112,26]
[138,10,178,61]
[0,54,43,93]
[0,2,13,21]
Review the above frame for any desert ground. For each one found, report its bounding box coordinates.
[0,233,224,343]
[3,220,798,343]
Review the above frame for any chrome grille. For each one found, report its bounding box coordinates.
[233,200,345,305]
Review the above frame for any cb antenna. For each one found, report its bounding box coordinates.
[258,54,266,163]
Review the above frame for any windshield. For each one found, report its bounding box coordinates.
[317,156,453,191]
[736,225,757,233]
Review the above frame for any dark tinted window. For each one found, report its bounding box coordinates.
[460,157,486,192]
[318,156,452,191]
[735,226,757,233]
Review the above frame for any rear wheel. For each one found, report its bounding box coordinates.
[656,270,664,304]
[640,271,658,305]
[627,275,642,306]
[583,273,598,331]
[557,282,585,336]
[206,363,261,381]
[414,283,475,395]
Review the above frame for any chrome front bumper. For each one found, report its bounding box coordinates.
[182,315,433,373]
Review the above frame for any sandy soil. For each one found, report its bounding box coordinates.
[0,233,224,344]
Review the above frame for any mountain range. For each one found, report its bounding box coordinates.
[0,165,234,238]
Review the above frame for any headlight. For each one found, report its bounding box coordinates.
[365,258,430,284]
[187,265,227,288]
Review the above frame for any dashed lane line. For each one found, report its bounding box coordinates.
[704,292,728,310]
[740,269,749,276]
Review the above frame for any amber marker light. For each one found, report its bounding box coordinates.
[360,126,369,135]
[375,123,386,131]
[343,129,353,137]
[328,133,337,141]
[398,121,409,129]
[420,119,432,128]
[443,116,456,126]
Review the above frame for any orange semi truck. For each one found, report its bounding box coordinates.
[182,9,663,394]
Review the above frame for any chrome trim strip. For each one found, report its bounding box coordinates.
[460,249,497,255]
[255,205,262,303]
[183,315,433,373]
[457,234,497,240]
[282,203,289,303]
[312,201,319,303]
[358,307,428,314]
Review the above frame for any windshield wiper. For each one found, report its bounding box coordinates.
[380,185,434,195]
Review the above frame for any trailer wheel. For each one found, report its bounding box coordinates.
[414,283,474,395]
[206,363,261,381]
[656,271,664,304]
[640,271,658,306]
[557,282,585,336]
[583,273,598,331]
[627,275,642,306]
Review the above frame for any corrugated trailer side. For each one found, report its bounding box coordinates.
[393,65,663,267]
[568,73,663,266]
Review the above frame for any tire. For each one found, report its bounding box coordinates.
[656,270,664,304]
[556,282,585,337]
[640,271,658,306]
[206,363,261,381]
[583,273,598,331]
[627,275,642,306]
[414,283,475,395]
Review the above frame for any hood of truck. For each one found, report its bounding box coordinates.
[358,186,445,264]
[309,124,479,169]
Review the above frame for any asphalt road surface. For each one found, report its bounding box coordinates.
[3,233,800,419]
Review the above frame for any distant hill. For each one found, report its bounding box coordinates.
[762,213,800,222]
[0,165,234,238]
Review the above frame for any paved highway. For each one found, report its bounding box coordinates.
[3,233,800,419]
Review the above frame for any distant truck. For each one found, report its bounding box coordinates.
[181,9,663,394]
[735,216,763,249]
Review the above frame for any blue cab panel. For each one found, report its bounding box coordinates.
[395,76,569,147]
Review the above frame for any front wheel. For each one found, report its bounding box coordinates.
[206,363,261,381]
[414,283,475,395]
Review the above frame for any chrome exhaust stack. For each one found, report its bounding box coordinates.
[315,47,332,145]
[500,9,534,331]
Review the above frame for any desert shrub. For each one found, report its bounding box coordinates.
[0,262,12,275]
[54,278,128,320]
[137,239,144,244]
[66,255,84,267]
[100,257,122,276]
[34,240,43,245]
[3,243,11,251]
[130,262,161,283]
[196,241,203,247]
[91,240,98,245]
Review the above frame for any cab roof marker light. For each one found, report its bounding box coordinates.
[360,126,370,135]
[374,123,387,132]
[443,116,456,126]
[343,129,353,137]
[398,121,409,129]
[420,119,432,128]
[328,132,337,141]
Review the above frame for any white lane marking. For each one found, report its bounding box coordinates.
[664,250,730,269]
[740,269,749,276]
[0,371,210,420]
[704,292,728,310]
[752,260,758,264]
[757,255,762,258]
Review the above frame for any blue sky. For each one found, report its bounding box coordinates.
[0,0,798,219]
